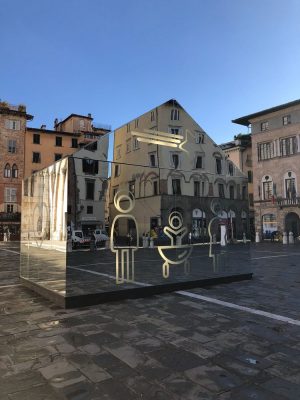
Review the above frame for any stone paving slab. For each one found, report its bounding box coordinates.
[1,243,300,399]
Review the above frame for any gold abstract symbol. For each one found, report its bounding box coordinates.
[131,129,189,153]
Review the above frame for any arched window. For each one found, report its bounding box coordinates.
[262,175,273,200]
[12,164,18,178]
[228,162,234,176]
[283,171,297,199]
[4,163,11,178]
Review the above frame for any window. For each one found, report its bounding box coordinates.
[216,158,222,174]
[247,170,253,183]
[242,186,247,200]
[32,152,41,163]
[112,187,118,199]
[12,164,18,178]
[153,180,158,195]
[126,123,131,133]
[129,181,135,196]
[257,142,273,161]
[228,163,234,176]
[55,136,62,146]
[195,156,202,169]
[263,179,273,200]
[33,134,40,144]
[67,205,72,214]
[114,164,119,177]
[82,159,98,174]
[280,136,297,156]
[8,140,16,153]
[171,109,180,120]
[85,180,95,200]
[134,119,139,128]
[133,138,139,150]
[218,184,225,198]
[87,205,93,214]
[169,127,180,135]
[116,146,121,159]
[4,163,11,178]
[55,154,62,161]
[195,132,204,144]
[285,177,296,198]
[194,181,200,197]
[229,185,234,199]
[150,111,155,122]
[79,119,85,129]
[172,179,181,195]
[172,154,179,169]
[5,188,17,202]
[71,138,78,148]
[261,121,269,131]
[6,204,14,213]
[126,139,131,153]
[283,115,291,126]
[249,194,254,206]
[5,119,20,130]
[149,153,156,167]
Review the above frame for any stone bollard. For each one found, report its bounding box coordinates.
[243,232,247,244]
[149,237,154,248]
[143,236,149,248]
[220,225,227,246]
[255,232,260,243]
[289,231,294,244]
[282,231,288,244]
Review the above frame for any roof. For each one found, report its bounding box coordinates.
[57,113,93,126]
[0,107,33,121]
[115,98,189,131]
[27,127,80,136]
[232,99,300,126]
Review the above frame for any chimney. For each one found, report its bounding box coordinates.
[88,113,92,118]
[41,124,46,129]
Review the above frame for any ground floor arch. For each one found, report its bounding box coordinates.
[285,212,300,237]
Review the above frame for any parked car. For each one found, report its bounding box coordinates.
[72,230,90,248]
[93,229,109,245]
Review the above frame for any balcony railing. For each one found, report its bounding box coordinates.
[277,197,300,207]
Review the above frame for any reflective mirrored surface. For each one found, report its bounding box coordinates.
[20,130,252,306]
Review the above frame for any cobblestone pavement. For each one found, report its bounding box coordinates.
[1,242,300,399]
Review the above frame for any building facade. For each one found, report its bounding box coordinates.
[233,99,300,238]
[25,114,110,178]
[0,100,110,240]
[220,134,255,239]
[0,102,33,239]
[110,99,249,241]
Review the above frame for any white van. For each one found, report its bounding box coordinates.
[93,229,109,244]
[72,230,90,248]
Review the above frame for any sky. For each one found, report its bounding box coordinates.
[1,0,300,148]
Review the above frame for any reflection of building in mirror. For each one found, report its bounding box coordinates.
[22,157,68,251]
[110,99,249,243]
[110,191,139,284]
[67,136,109,239]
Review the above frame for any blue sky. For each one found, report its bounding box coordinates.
[1,0,300,148]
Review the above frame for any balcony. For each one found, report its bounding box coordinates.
[277,197,300,208]
[0,212,21,222]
